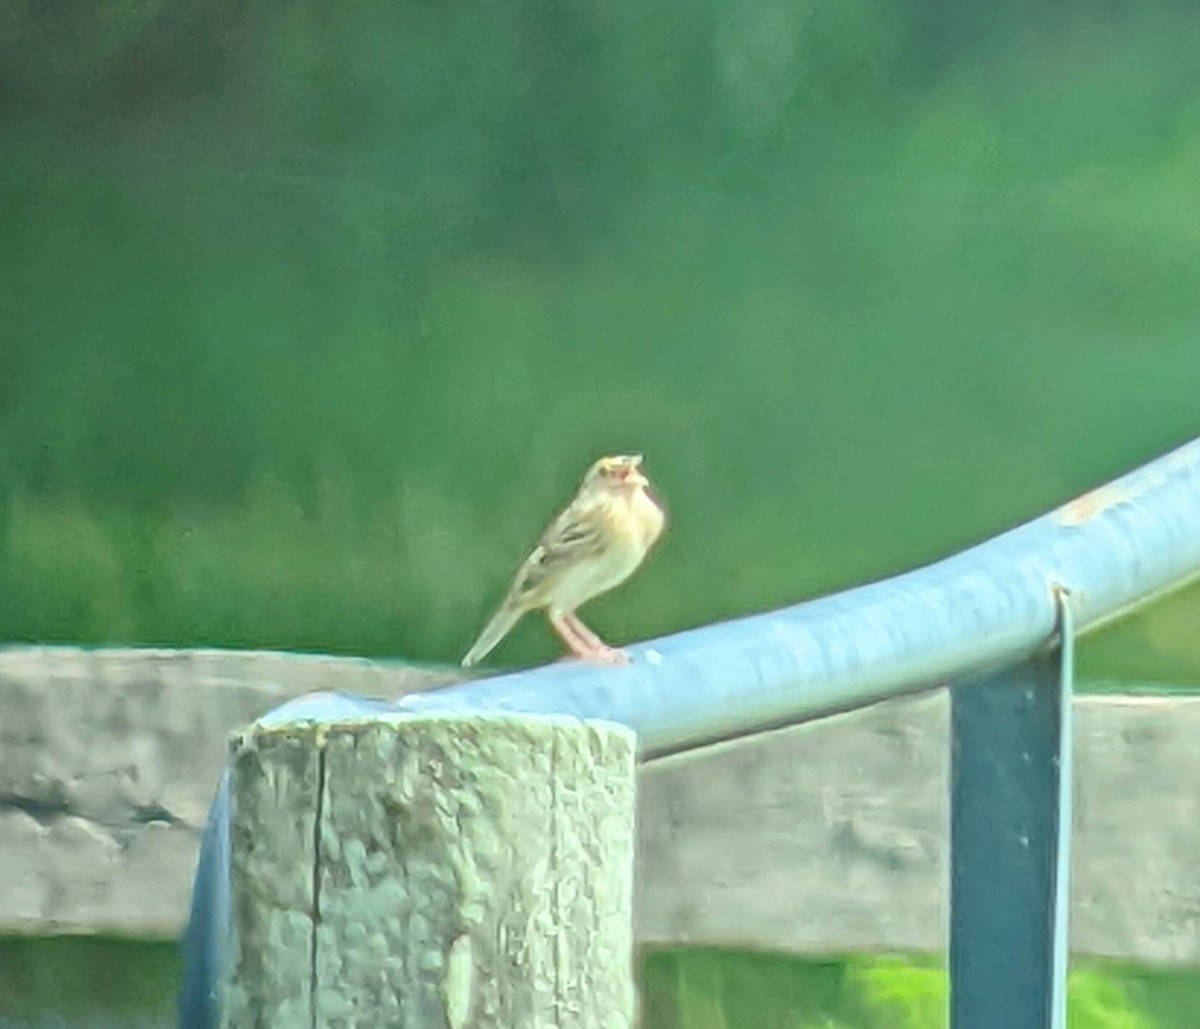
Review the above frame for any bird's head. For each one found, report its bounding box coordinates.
[583,454,649,492]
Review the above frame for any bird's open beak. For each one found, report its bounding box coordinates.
[622,455,648,486]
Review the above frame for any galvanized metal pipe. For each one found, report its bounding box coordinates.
[393,437,1200,758]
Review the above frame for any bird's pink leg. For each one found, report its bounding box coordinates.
[548,612,597,659]
[565,612,630,666]
[548,612,629,665]
[564,612,603,649]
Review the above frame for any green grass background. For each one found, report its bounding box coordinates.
[2,0,1200,1023]
[4,938,1200,1028]
[2,0,1199,677]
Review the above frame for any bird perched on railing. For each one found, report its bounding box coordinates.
[462,454,666,667]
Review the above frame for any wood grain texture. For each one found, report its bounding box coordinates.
[224,714,636,1028]
[0,646,454,938]
[224,726,322,1028]
[1072,694,1200,963]
[637,692,947,956]
[4,648,1200,967]
[637,691,1200,964]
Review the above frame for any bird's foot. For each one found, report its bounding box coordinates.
[550,612,631,666]
[581,644,631,666]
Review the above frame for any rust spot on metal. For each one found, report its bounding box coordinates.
[1058,484,1136,526]
[1059,447,1194,527]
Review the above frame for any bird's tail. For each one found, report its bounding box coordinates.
[462,603,524,668]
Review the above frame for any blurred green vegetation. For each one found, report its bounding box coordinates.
[2,0,1200,674]
[2,8,1199,1028]
[0,935,178,1027]
[4,938,1200,1028]
[640,950,1200,1028]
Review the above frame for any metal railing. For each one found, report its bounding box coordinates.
[179,436,1200,1028]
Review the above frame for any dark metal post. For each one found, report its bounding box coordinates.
[949,593,1074,1028]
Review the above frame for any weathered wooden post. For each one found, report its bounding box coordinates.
[221,713,637,1028]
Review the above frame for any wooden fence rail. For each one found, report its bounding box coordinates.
[3,658,1198,965]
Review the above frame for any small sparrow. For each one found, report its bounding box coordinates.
[462,454,666,667]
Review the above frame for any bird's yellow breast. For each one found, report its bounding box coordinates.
[535,485,664,615]
[607,487,665,553]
